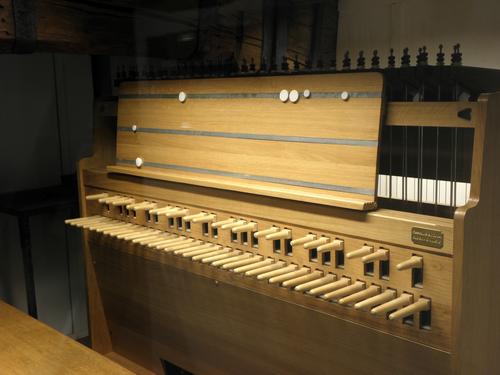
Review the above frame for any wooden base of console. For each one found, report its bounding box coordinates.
[88,237,451,375]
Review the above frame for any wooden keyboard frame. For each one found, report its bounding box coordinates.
[72,88,500,374]
[81,182,452,350]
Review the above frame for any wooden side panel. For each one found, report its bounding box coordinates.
[91,242,451,375]
[76,101,118,354]
[453,93,500,374]
[113,73,384,210]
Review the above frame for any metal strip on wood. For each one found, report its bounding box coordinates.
[117,127,378,147]
[115,158,375,196]
[119,91,381,99]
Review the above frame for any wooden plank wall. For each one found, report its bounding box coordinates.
[0,0,338,67]
[0,0,200,56]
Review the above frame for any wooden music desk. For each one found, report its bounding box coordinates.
[0,300,132,375]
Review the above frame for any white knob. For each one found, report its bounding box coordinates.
[131,124,137,132]
[135,157,144,168]
[341,91,350,101]
[178,91,187,103]
[289,90,299,103]
[279,89,289,102]
[303,89,311,98]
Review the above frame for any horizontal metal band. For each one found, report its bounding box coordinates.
[118,127,378,147]
[115,159,375,196]
[119,91,381,100]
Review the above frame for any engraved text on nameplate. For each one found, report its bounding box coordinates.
[411,227,444,249]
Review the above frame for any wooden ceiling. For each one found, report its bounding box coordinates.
[0,0,337,65]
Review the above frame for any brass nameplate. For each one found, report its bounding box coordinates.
[411,227,443,248]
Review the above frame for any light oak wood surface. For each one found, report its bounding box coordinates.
[116,132,377,188]
[76,101,117,355]
[452,94,500,374]
[107,164,378,210]
[0,300,131,374]
[118,99,383,140]
[113,73,384,210]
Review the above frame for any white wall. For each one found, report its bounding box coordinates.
[337,0,500,69]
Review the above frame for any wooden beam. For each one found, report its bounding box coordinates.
[0,0,200,56]
[0,0,15,52]
[386,102,477,128]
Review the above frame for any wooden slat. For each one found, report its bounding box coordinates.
[113,73,384,210]
[107,164,376,210]
[116,132,377,189]
[386,102,477,128]
[118,98,382,141]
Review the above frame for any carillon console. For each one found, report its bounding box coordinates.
[68,69,500,374]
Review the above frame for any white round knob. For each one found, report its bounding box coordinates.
[303,89,311,98]
[341,91,350,101]
[279,89,289,102]
[289,90,299,103]
[178,91,187,103]
[135,157,144,168]
[131,124,137,132]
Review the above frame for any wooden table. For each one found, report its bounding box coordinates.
[0,301,132,374]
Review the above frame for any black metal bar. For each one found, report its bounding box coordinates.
[261,0,276,71]
[418,126,423,208]
[274,0,288,69]
[17,215,38,318]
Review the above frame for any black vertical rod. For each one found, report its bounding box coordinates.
[18,215,38,318]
